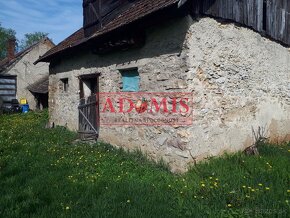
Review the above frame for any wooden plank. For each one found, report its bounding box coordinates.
[266,0,273,37]
[203,0,211,15]
[279,0,287,43]
[243,0,248,26]
[0,88,16,91]
[216,0,222,18]
[191,0,290,45]
[0,94,16,97]
[209,0,219,17]
[248,0,254,28]
[255,0,263,32]
[222,0,227,18]
[78,94,99,138]
[233,0,242,23]
[78,131,96,134]
[286,12,290,45]
[274,0,279,38]
[227,0,233,20]
[249,0,254,28]
[192,0,201,15]
[286,0,290,44]
[78,101,97,109]
[275,0,281,40]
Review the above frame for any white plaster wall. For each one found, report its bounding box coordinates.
[3,41,53,109]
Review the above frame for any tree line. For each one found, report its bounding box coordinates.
[0,23,49,60]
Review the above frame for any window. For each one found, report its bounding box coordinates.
[120,69,140,92]
[61,78,69,92]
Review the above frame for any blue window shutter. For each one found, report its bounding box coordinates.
[122,70,139,92]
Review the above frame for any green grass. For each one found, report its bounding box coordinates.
[0,111,289,218]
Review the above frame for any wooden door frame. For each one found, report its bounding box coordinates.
[78,73,100,140]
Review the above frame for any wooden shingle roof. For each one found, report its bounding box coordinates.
[27,76,49,94]
[36,0,179,63]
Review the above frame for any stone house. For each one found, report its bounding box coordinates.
[36,0,290,172]
[0,38,54,110]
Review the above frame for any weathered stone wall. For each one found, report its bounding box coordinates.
[49,16,290,172]
[184,17,290,165]
[2,40,53,109]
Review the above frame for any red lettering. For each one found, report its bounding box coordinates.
[172,98,177,113]
[179,98,189,113]
[119,98,134,113]
[150,98,168,113]
[102,98,115,113]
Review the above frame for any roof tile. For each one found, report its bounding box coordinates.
[37,0,179,62]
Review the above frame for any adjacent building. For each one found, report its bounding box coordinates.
[0,38,54,110]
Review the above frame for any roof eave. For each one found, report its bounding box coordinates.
[35,0,180,64]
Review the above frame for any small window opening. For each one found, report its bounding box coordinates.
[120,68,140,92]
[61,78,69,92]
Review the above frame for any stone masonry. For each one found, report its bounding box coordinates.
[49,16,290,173]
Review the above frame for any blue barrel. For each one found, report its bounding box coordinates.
[22,104,29,113]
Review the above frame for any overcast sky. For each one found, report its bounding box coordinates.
[0,0,83,45]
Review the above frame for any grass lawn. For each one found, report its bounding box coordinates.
[0,111,289,217]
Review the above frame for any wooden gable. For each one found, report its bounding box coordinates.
[83,0,136,37]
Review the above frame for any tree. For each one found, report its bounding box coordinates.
[0,23,17,60]
[19,32,49,50]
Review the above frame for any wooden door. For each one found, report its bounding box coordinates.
[78,75,99,140]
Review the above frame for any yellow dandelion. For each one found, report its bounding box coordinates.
[227,204,232,207]
[127,200,130,203]
[168,185,171,188]
[248,187,252,189]
[209,177,213,180]
[287,190,290,193]
[180,191,183,194]
[265,187,270,190]
[286,200,289,204]
[65,206,70,210]
[201,183,206,187]
[216,178,219,181]
[242,185,246,188]
[258,183,263,186]
[251,189,255,192]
